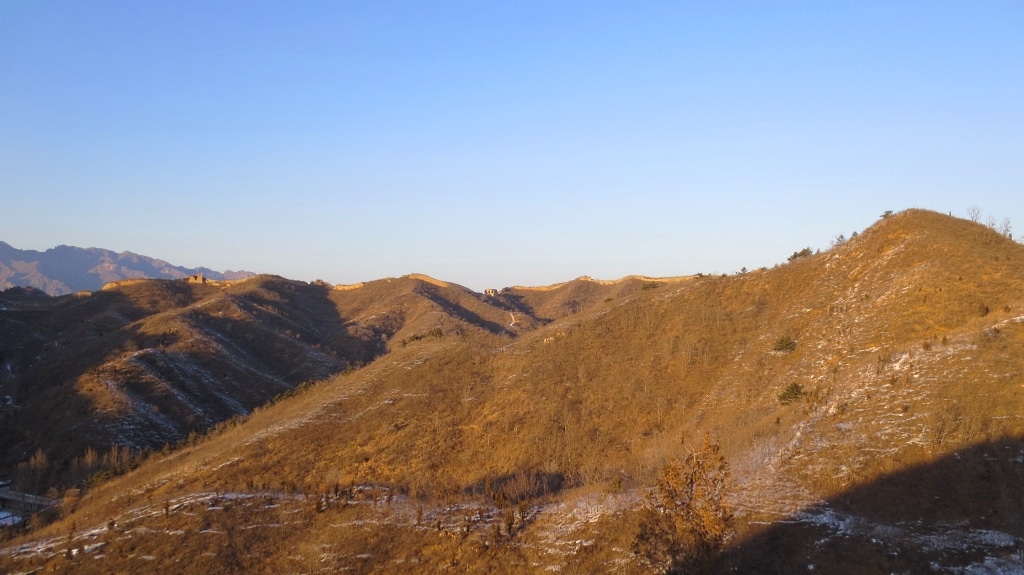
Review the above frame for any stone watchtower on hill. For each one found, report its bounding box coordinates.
[187,273,206,284]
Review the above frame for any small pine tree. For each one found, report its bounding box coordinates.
[787,247,814,262]
[633,434,734,573]
[772,336,797,352]
[778,382,806,405]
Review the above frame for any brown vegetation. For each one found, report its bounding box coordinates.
[3,209,1024,573]
[633,434,734,573]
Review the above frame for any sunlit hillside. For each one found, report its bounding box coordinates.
[2,209,1024,574]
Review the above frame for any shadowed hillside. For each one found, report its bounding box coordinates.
[2,209,1024,573]
[710,436,1024,574]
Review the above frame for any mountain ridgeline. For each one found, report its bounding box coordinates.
[2,209,1024,574]
[0,242,254,296]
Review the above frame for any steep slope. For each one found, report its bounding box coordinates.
[3,209,1024,574]
[0,241,254,295]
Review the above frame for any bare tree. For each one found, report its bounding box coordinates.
[967,206,982,223]
[986,214,998,230]
[999,217,1012,238]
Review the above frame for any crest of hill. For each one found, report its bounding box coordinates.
[7,210,1024,574]
[788,208,1024,344]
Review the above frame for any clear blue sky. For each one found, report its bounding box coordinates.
[2,1,1022,290]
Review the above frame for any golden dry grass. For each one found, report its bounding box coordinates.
[4,209,1024,573]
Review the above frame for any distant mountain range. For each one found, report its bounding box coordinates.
[0,241,254,295]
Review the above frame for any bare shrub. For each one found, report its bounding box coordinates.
[967,206,981,223]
